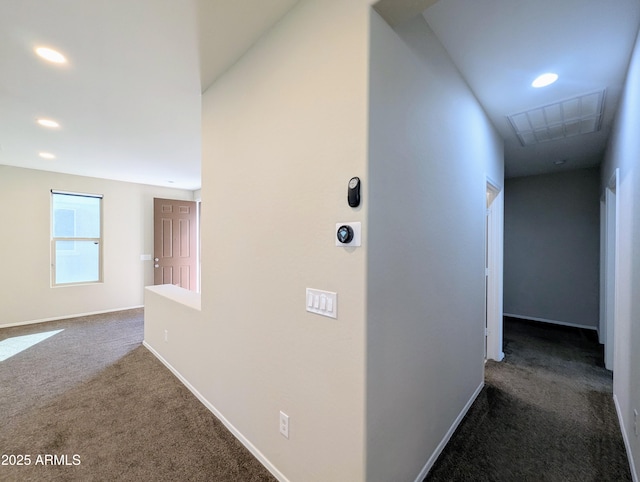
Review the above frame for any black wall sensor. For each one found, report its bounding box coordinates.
[348,177,360,207]
[337,225,354,244]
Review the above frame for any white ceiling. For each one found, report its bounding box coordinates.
[0,0,298,190]
[423,0,640,178]
[1,0,638,188]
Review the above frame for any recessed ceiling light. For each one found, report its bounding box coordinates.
[37,118,60,128]
[532,73,558,88]
[34,47,67,64]
[39,152,56,159]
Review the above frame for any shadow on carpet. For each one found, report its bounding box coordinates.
[425,318,631,482]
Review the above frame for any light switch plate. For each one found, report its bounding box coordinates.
[306,288,337,319]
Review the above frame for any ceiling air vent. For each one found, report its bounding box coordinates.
[507,90,606,146]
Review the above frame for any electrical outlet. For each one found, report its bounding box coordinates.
[164,330,168,342]
[634,409,638,437]
[279,411,289,439]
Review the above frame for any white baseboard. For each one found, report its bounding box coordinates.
[614,394,638,482]
[414,381,484,482]
[504,313,598,331]
[142,341,289,482]
[486,352,505,362]
[0,306,144,329]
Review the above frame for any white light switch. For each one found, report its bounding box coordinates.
[306,288,337,319]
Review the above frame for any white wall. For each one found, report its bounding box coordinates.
[147,1,373,480]
[601,26,640,480]
[366,13,503,481]
[0,165,194,327]
[145,3,504,480]
[504,168,601,329]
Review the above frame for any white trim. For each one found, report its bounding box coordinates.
[485,176,503,192]
[0,306,143,329]
[504,313,598,331]
[604,169,619,372]
[143,341,290,482]
[599,199,606,344]
[51,189,103,199]
[413,381,484,482]
[614,394,638,482]
[485,179,504,362]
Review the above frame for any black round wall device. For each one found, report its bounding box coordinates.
[347,177,361,207]
[337,225,354,244]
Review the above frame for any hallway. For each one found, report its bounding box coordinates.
[426,318,630,481]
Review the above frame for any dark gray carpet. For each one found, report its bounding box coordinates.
[426,317,631,482]
[0,309,275,481]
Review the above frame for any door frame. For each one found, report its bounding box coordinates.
[602,168,619,371]
[486,179,504,362]
[599,198,606,344]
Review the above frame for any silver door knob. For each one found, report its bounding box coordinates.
[154,258,159,262]
[154,264,159,268]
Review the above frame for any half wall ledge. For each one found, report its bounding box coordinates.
[145,284,201,311]
[143,284,202,361]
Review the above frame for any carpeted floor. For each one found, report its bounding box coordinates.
[3,312,631,481]
[0,309,275,482]
[426,317,631,482]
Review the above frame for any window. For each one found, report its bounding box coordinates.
[51,190,103,286]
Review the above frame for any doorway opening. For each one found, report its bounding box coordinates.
[602,169,619,371]
[486,180,504,362]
